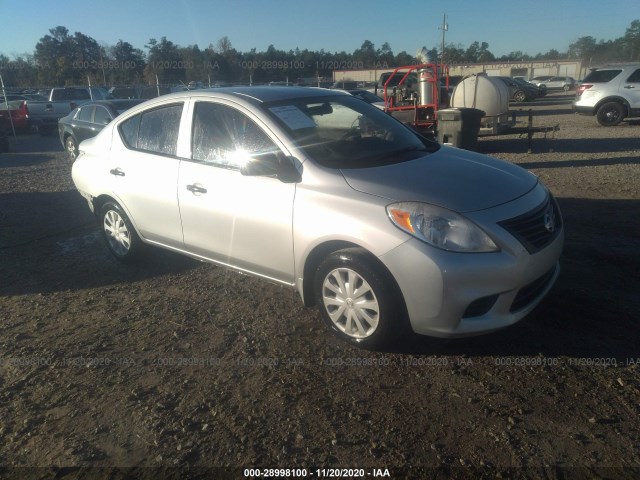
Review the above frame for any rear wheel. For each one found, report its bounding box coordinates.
[596,102,625,126]
[99,201,143,262]
[315,248,406,348]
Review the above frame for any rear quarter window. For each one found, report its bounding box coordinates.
[625,69,640,83]
[583,70,622,83]
[119,114,140,148]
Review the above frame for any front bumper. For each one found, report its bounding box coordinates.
[379,187,564,338]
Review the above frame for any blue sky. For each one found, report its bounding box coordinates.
[0,0,636,58]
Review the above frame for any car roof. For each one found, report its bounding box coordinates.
[168,86,347,104]
[592,63,640,69]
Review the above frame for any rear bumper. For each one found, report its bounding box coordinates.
[572,104,593,115]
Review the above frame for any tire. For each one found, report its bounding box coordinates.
[65,135,78,160]
[596,102,625,126]
[513,90,527,102]
[99,201,143,263]
[314,248,406,349]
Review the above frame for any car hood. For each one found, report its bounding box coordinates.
[340,146,538,212]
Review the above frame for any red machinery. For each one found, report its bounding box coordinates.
[381,63,449,133]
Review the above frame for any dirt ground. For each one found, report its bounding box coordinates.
[0,92,639,479]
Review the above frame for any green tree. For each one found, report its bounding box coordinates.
[0,54,38,87]
[34,26,73,85]
[394,51,415,66]
[144,37,184,84]
[214,36,240,82]
[109,40,146,84]
[376,42,394,67]
[497,51,531,62]
[442,43,466,64]
[69,31,102,84]
[623,19,640,61]
[536,48,562,60]
[567,36,597,60]
[353,40,377,68]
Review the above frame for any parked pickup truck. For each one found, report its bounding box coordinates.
[0,99,29,132]
[26,87,109,135]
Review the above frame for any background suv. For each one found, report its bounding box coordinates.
[573,64,640,126]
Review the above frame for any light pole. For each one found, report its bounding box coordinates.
[439,13,448,64]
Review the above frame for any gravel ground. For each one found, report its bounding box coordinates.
[0,92,639,479]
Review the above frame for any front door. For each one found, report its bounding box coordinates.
[178,100,296,284]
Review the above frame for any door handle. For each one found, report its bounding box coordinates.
[186,184,207,194]
[623,85,635,89]
[109,168,125,176]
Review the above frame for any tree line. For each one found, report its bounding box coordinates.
[1,21,639,88]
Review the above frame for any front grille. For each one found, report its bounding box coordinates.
[498,195,562,254]
[510,267,557,312]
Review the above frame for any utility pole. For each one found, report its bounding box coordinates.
[439,13,448,64]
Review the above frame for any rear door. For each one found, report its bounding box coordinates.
[177,99,296,283]
[108,102,186,247]
[74,106,96,143]
[622,68,640,110]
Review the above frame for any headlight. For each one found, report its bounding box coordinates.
[387,202,499,253]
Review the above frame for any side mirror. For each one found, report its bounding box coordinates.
[240,153,301,183]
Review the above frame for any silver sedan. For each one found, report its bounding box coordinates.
[72,87,563,348]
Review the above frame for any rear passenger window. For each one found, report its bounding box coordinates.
[118,103,183,156]
[78,106,93,122]
[583,70,622,83]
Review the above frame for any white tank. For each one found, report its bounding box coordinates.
[450,73,509,117]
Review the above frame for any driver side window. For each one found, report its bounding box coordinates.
[192,102,279,170]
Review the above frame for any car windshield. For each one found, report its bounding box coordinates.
[262,95,438,169]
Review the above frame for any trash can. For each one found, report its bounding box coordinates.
[437,108,484,151]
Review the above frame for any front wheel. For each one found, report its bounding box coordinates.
[100,202,143,262]
[314,248,406,348]
[513,90,527,102]
[596,102,625,126]
[65,135,78,159]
